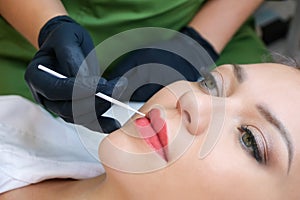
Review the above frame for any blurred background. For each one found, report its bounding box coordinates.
[255,0,300,63]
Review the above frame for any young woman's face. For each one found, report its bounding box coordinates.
[99,63,300,200]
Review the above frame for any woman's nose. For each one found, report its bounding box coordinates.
[176,90,213,135]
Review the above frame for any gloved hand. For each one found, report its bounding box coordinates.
[108,26,219,102]
[25,15,127,133]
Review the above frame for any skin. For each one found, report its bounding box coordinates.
[2,63,300,200]
[0,0,67,48]
[189,0,263,53]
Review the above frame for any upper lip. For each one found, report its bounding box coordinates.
[134,108,168,162]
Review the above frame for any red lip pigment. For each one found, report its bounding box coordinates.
[135,108,168,161]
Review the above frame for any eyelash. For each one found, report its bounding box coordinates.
[237,125,267,164]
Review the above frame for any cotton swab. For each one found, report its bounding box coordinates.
[38,64,146,117]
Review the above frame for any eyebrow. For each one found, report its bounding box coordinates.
[232,64,246,83]
[256,105,294,173]
[230,64,294,173]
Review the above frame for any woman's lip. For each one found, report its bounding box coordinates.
[147,109,168,148]
[134,108,168,161]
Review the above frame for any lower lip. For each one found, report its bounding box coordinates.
[135,109,168,161]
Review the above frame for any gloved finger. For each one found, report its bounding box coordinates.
[70,109,107,131]
[97,116,121,133]
[26,65,109,101]
[40,22,83,76]
[41,91,110,119]
[26,50,59,77]
[49,77,127,117]
[66,78,126,132]
[96,77,128,99]
[29,74,126,119]
[72,96,111,118]
[80,28,94,57]
[77,49,100,78]
[82,48,101,76]
[26,66,78,101]
[41,98,73,119]
[78,28,101,75]
[61,111,121,133]
[53,24,98,77]
[71,76,127,102]
[26,53,55,102]
[26,52,75,100]
[55,43,86,76]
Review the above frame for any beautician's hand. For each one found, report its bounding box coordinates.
[25,15,127,133]
[108,26,219,101]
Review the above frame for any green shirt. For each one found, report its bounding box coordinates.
[0,0,267,100]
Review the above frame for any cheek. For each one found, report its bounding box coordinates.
[160,136,234,198]
[165,131,278,199]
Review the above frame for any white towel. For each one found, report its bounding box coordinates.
[0,95,107,194]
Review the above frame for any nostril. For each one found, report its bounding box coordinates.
[176,100,181,111]
[183,110,191,124]
[177,100,192,124]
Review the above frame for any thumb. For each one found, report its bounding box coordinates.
[97,77,128,99]
[88,116,122,133]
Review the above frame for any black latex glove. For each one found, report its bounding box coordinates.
[108,26,219,102]
[25,15,127,133]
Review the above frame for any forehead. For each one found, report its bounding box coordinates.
[240,63,300,102]
[244,63,300,131]
[225,63,300,125]
[217,63,300,80]
[245,63,300,83]
[217,63,300,95]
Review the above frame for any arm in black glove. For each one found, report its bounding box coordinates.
[107,26,219,102]
[25,15,127,133]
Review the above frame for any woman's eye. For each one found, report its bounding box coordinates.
[198,75,220,97]
[238,125,267,164]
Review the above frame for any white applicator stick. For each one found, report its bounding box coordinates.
[38,65,146,117]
